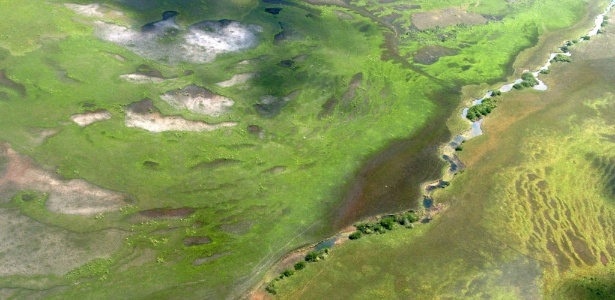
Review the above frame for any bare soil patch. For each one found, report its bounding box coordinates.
[254,90,300,118]
[193,252,232,266]
[0,209,127,276]
[120,74,165,84]
[26,127,60,146]
[216,73,255,88]
[219,221,253,235]
[64,3,126,20]
[0,143,129,215]
[94,12,261,64]
[70,109,112,126]
[160,85,234,117]
[414,45,459,65]
[411,7,487,30]
[125,98,237,133]
[183,236,212,246]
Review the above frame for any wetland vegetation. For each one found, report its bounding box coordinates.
[1,0,615,299]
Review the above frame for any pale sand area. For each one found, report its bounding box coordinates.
[70,110,112,126]
[125,98,237,132]
[0,143,129,215]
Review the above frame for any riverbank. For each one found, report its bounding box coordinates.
[257,0,615,298]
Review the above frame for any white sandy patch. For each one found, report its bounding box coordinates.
[70,110,112,126]
[125,111,237,133]
[216,73,254,88]
[0,144,128,215]
[160,86,234,117]
[65,3,105,18]
[25,127,60,146]
[64,3,125,20]
[94,18,261,64]
[120,74,165,84]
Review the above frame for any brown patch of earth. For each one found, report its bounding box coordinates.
[193,252,232,266]
[0,143,129,214]
[394,4,421,11]
[254,90,301,118]
[220,221,253,235]
[125,98,237,133]
[70,109,112,126]
[247,124,264,138]
[414,45,459,65]
[160,85,234,117]
[117,249,157,272]
[411,7,487,30]
[183,236,212,246]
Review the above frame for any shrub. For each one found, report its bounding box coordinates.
[372,223,386,234]
[305,249,328,262]
[355,223,374,234]
[305,251,319,262]
[520,72,538,87]
[294,261,306,270]
[405,211,420,223]
[380,216,396,230]
[349,231,362,240]
[466,97,497,121]
[540,69,550,74]
[282,269,294,277]
[552,54,572,63]
[266,284,277,294]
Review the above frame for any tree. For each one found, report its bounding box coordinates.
[294,261,306,270]
[282,269,294,277]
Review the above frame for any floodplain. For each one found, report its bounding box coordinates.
[0,0,614,299]
[273,1,615,299]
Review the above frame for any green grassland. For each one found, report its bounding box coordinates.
[274,3,615,299]
[0,0,611,299]
[0,0,439,298]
